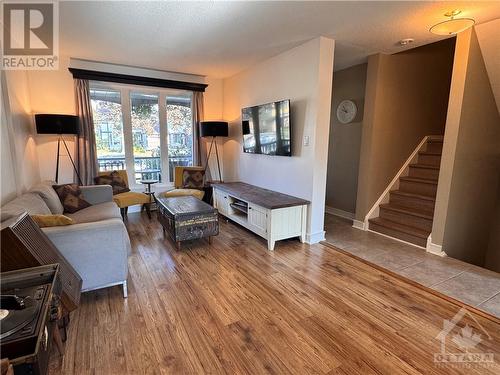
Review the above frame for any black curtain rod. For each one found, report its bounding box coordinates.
[68,68,208,92]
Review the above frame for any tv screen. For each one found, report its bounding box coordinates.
[242,99,291,156]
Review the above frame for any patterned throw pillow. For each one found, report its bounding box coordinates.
[182,169,205,189]
[52,184,92,214]
[94,171,130,195]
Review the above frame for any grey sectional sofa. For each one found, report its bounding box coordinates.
[1,182,130,297]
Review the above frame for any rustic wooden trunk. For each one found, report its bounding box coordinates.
[156,196,219,247]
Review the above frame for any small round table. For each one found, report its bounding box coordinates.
[140,179,159,204]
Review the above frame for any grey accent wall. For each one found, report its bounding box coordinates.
[326,63,367,214]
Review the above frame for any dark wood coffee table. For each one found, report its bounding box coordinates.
[156,196,219,250]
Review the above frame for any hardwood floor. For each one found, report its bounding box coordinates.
[49,213,500,374]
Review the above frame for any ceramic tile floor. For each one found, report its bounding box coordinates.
[324,213,500,318]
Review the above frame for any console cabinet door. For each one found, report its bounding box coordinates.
[248,204,267,237]
[214,189,228,216]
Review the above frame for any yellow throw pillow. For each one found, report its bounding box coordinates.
[31,214,74,228]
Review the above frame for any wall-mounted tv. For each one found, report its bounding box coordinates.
[241,99,291,156]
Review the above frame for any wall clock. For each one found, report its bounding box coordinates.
[336,100,357,124]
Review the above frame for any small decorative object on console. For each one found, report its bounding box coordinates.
[1,264,62,375]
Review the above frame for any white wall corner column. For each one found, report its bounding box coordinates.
[308,37,335,243]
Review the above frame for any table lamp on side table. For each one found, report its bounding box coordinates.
[200,121,228,183]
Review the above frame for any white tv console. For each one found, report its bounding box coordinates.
[212,182,309,251]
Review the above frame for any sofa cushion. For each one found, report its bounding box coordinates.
[31,214,74,228]
[65,201,121,224]
[1,193,51,222]
[160,188,204,200]
[94,171,130,195]
[30,181,64,214]
[52,184,92,213]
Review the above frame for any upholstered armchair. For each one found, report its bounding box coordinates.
[97,170,152,219]
[159,166,205,200]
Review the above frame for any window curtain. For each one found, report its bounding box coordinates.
[74,79,98,185]
[192,91,212,180]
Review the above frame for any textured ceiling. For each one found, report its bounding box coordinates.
[59,1,500,78]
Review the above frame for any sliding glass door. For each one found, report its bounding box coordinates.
[90,88,126,171]
[130,92,161,182]
[90,83,193,186]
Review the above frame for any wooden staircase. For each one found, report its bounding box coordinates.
[368,138,443,247]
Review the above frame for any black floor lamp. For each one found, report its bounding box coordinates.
[200,121,228,182]
[35,114,83,185]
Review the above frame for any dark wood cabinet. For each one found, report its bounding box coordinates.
[1,213,82,312]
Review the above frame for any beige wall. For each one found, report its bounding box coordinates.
[1,72,18,204]
[1,69,40,204]
[27,55,76,184]
[202,77,225,178]
[222,37,335,241]
[24,56,225,183]
[432,29,500,267]
[326,63,367,214]
[355,39,455,221]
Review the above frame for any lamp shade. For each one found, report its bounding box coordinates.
[200,121,228,138]
[35,114,80,135]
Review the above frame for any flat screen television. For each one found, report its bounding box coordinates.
[241,99,291,156]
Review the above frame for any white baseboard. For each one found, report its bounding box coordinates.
[352,219,366,231]
[325,206,355,220]
[306,230,326,244]
[426,236,447,257]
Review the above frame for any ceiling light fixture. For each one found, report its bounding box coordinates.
[430,10,475,35]
[399,38,414,46]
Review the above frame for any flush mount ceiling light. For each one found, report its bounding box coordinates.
[430,10,475,35]
[399,38,414,46]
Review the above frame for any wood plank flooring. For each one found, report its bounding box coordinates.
[49,213,500,374]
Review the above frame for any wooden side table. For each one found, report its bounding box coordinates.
[140,179,158,210]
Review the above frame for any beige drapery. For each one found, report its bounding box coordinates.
[74,79,98,185]
[192,91,211,180]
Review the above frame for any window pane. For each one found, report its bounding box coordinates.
[131,92,160,183]
[90,88,125,172]
[166,93,193,182]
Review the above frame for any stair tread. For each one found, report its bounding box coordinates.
[400,176,438,185]
[369,217,430,239]
[419,151,442,156]
[427,137,444,143]
[380,203,434,219]
[390,190,436,201]
[409,163,440,170]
